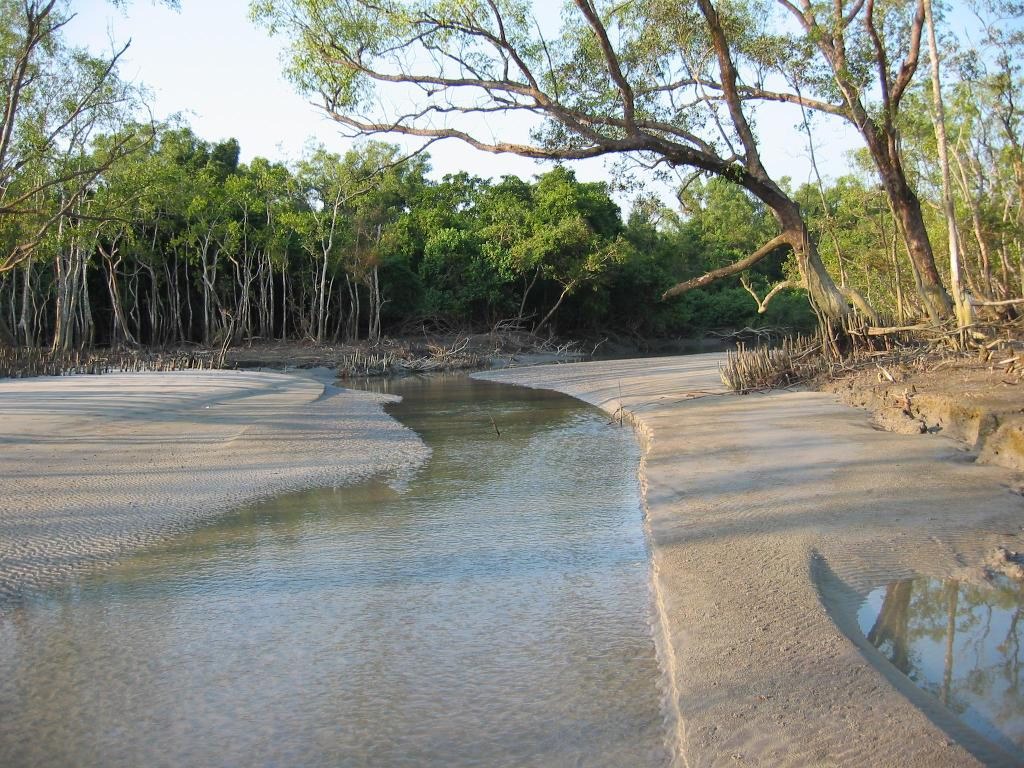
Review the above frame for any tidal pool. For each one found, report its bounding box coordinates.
[859,574,1024,755]
[0,375,668,767]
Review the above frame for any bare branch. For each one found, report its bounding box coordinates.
[321,105,622,161]
[741,275,799,313]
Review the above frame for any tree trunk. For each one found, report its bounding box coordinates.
[279,261,289,341]
[924,0,970,330]
[367,264,383,343]
[882,168,953,323]
[0,272,15,345]
[952,148,996,298]
[941,580,959,707]
[18,257,34,346]
[867,580,914,675]
[102,246,138,349]
[695,0,851,322]
[778,0,952,323]
[534,279,577,335]
[79,248,93,347]
[198,234,221,347]
[782,213,849,322]
[518,265,541,325]
[316,248,329,343]
[881,216,907,323]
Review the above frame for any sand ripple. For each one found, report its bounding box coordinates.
[0,371,428,604]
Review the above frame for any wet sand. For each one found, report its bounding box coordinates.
[477,354,1024,767]
[0,370,428,602]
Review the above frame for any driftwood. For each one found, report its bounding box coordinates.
[865,323,933,336]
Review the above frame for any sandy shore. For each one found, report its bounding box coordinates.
[476,354,1024,767]
[0,370,427,604]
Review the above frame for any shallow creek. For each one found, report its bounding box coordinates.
[0,375,668,767]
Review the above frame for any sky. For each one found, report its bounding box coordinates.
[65,0,865,209]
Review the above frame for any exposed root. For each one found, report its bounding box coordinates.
[720,335,824,392]
[721,314,1024,395]
[0,346,229,378]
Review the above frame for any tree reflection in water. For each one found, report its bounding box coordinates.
[858,575,1024,755]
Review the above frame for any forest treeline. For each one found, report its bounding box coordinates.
[0,1,1021,353]
[1,122,814,350]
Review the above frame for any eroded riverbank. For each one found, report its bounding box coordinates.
[477,354,1024,767]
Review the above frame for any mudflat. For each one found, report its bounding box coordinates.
[0,370,427,602]
[477,354,1024,767]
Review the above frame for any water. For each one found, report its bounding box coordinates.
[0,376,668,768]
[858,575,1024,754]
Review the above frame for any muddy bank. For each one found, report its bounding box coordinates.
[0,370,428,604]
[818,360,1024,473]
[477,354,1024,767]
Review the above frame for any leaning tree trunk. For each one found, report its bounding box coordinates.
[778,205,849,322]
[663,193,853,323]
[517,265,541,326]
[534,278,579,335]
[694,0,852,324]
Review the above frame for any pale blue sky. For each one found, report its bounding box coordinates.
[66,0,864,204]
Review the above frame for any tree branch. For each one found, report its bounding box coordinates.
[891,0,925,108]
[662,234,792,300]
[736,85,847,118]
[696,0,772,180]
[865,0,893,116]
[572,0,637,130]
[741,275,799,313]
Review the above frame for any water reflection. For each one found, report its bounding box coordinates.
[0,376,667,768]
[859,575,1024,754]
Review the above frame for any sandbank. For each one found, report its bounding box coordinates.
[476,354,1024,767]
[0,370,428,603]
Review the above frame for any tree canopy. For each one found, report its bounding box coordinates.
[252,0,1023,327]
[0,0,1021,353]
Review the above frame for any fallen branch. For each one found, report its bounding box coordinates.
[972,297,1024,307]
[865,324,933,336]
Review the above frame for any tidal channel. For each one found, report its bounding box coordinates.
[0,375,668,767]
